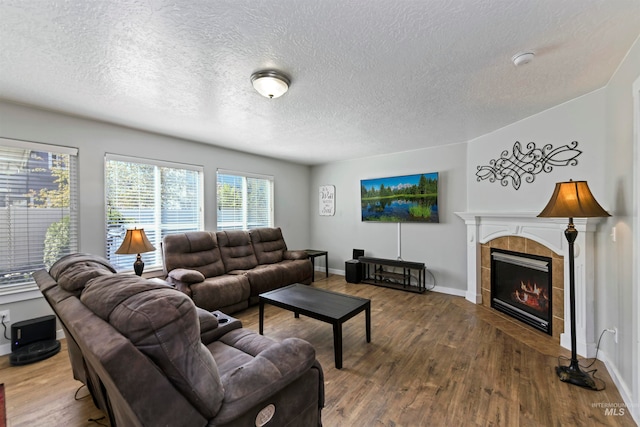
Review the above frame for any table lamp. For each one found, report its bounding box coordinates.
[115,228,156,276]
[537,179,610,390]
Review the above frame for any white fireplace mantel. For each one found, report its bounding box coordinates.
[455,211,603,357]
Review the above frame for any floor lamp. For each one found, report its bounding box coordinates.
[537,179,610,390]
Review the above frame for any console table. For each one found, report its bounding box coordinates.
[358,257,427,293]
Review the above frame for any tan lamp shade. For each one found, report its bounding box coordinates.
[115,228,156,255]
[537,180,610,218]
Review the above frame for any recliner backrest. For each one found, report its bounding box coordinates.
[81,274,225,419]
[217,230,258,271]
[49,253,116,296]
[249,227,287,264]
[163,231,226,278]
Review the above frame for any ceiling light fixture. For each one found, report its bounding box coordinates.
[512,52,535,67]
[251,70,290,99]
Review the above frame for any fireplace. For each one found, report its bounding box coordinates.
[491,248,552,335]
[455,211,603,357]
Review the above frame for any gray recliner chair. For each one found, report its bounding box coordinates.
[33,253,324,427]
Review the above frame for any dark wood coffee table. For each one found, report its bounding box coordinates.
[259,284,371,369]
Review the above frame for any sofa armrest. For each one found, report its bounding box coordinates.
[166,268,205,297]
[168,268,205,283]
[215,337,316,422]
[283,250,309,260]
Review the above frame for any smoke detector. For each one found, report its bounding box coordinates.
[512,52,535,67]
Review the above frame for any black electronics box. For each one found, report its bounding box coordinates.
[11,314,57,352]
[10,315,60,366]
[345,260,361,283]
[345,249,365,283]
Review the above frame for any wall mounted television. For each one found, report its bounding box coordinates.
[360,172,439,223]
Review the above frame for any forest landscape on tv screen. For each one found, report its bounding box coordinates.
[360,172,439,223]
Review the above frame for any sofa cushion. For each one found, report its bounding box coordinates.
[163,232,226,278]
[49,253,116,294]
[190,274,251,312]
[245,261,313,297]
[217,230,258,271]
[278,259,314,284]
[244,264,284,297]
[249,227,287,264]
[210,329,318,424]
[284,249,309,261]
[80,274,225,418]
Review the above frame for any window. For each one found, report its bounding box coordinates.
[216,169,274,231]
[105,154,203,272]
[0,138,78,297]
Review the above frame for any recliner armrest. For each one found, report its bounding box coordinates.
[283,250,308,260]
[196,307,219,331]
[214,337,316,423]
[197,309,243,343]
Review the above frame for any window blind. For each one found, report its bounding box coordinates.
[105,154,203,272]
[0,138,78,296]
[217,169,273,231]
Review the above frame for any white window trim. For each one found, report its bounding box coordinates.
[217,168,274,181]
[105,153,204,172]
[0,137,78,156]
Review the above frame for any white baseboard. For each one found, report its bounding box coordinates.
[0,342,10,356]
[430,285,466,297]
[599,349,639,424]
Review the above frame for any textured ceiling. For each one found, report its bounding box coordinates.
[1,1,639,165]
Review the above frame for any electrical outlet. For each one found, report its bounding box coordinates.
[0,310,10,323]
[614,327,618,344]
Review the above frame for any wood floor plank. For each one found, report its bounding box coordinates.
[0,273,635,426]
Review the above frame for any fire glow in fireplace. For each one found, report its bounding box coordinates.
[491,248,552,335]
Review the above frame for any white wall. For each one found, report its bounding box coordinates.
[465,37,640,421]
[0,100,311,351]
[309,143,468,295]
[600,36,640,421]
[467,89,607,212]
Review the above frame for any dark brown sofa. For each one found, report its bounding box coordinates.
[33,253,324,427]
[162,227,313,313]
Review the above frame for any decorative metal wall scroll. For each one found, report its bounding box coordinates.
[476,141,581,190]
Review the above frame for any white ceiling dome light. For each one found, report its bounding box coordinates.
[251,70,290,98]
[512,52,535,67]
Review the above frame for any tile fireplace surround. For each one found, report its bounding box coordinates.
[456,212,603,358]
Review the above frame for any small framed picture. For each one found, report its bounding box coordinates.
[319,185,335,216]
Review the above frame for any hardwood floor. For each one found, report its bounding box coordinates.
[1,274,635,426]
[0,342,106,426]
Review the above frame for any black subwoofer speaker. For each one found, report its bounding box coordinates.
[345,260,362,283]
[10,314,60,365]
